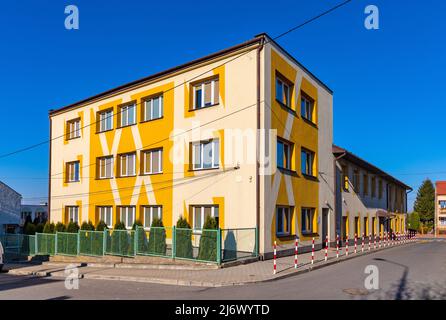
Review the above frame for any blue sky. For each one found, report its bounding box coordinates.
[0,0,444,209]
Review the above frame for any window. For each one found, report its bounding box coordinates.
[142,149,163,174]
[276,206,292,236]
[439,217,446,226]
[302,208,315,234]
[142,95,163,121]
[301,93,314,122]
[301,148,315,176]
[439,200,446,209]
[192,78,219,110]
[277,138,293,170]
[342,165,349,191]
[66,118,81,140]
[192,205,219,230]
[119,206,135,229]
[98,156,113,179]
[66,161,80,182]
[192,140,219,170]
[378,180,383,199]
[353,169,360,193]
[98,206,113,228]
[98,109,113,132]
[66,206,79,223]
[119,153,136,177]
[143,206,162,229]
[371,176,376,198]
[119,103,136,127]
[363,174,369,196]
[275,76,292,108]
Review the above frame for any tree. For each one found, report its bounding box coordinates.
[175,216,193,259]
[43,222,55,234]
[413,179,435,227]
[66,221,80,233]
[80,221,95,231]
[147,218,166,255]
[407,212,420,232]
[197,216,218,262]
[55,222,66,233]
[96,220,108,231]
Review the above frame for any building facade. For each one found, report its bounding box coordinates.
[20,203,48,227]
[48,33,334,257]
[333,145,411,241]
[435,181,446,235]
[0,181,22,234]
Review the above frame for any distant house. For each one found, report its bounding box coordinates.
[20,203,48,226]
[0,181,22,234]
[435,181,446,235]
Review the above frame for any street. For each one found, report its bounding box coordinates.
[1,241,445,300]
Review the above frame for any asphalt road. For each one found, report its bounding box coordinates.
[1,241,445,300]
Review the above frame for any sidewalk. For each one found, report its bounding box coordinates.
[5,238,419,287]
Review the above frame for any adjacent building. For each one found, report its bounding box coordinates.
[48,33,334,257]
[20,203,48,226]
[333,145,412,241]
[435,181,446,235]
[0,181,22,234]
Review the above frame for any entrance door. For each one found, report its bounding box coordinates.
[322,208,329,248]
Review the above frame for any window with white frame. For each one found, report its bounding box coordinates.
[302,207,315,234]
[192,205,219,230]
[98,109,113,132]
[301,148,315,176]
[119,153,136,177]
[67,206,79,223]
[98,206,113,228]
[98,156,113,179]
[276,206,292,236]
[143,206,162,229]
[66,118,81,140]
[300,93,314,122]
[120,103,136,127]
[192,78,219,110]
[142,149,163,174]
[440,200,446,209]
[192,140,219,170]
[277,138,293,170]
[119,206,135,229]
[275,76,292,108]
[66,161,80,182]
[143,95,163,121]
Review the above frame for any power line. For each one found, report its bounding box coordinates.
[0,0,353,160]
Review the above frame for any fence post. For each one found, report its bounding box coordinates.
[103,229,107,256]
[77,231,80,255]
[172,226,176,259]
[216,228,221,265]
[134,228,137,257]
[55,232,58,255]
[255,227,259,257]
[35,234,38,255]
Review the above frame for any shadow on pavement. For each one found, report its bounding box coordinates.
[0,274,63,292]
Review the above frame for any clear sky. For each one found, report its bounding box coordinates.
[0,0,444,209]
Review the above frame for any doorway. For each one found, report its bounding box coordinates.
[322,208,329,248]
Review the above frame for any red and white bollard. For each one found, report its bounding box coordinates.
[373,233,376,250]
[273,240,277,275]
[361,233,365,253]
[391,232,394,246]
[294,238,298,269]
[346,235,349,256]
[311,237,315,265]
[354,234,357,254]
[336,234,339,258]
[384,232,387,247]
[378,233,381,249]
[368,233,371,251]
[325,235,328,262]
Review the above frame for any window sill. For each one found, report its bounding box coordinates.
[275,99,297,116]
[66,136,81,141]
[117,175,137,178]
[117,123,137,129]
[302,117,318,129]
[302,173,318,182]
[96,129,114,134]
[189,167,220,172]
[301,231,318,237]
[189,103,219,112]
[97,177,113,180]
[66,180,80,184]
[276,233,295,240]
[140,172,163,176]
[140,116,164,124]
[277,167,298,177]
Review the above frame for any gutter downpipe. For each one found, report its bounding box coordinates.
[256,36,264,259]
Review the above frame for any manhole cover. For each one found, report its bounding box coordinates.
[342,288,371,296]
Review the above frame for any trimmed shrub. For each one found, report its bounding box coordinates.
[81,221,95,231]
[110,222,132,256]
[147,218,166,255]
[35,223,45,234]
[197,216,218,262]
[66,221,80,233]
[24,223,36,235]
[96,220,108,231]
[175,216,193,259]
[132,220,143,230]
[55,222,66,233]
[43,222,55,234]
[114,222,126,230]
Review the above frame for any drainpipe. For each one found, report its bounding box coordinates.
[256,36,264,258]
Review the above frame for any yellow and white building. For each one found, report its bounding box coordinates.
[48,33,335,257]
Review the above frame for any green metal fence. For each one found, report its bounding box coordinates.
[56,232,79,256]
[136,226,172,258]
[36,233,56,256]
[21,235,36,256]
[79,230,105,256]
[221,228,257,262]
[174,228,220,263]
[105,229,135,257]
